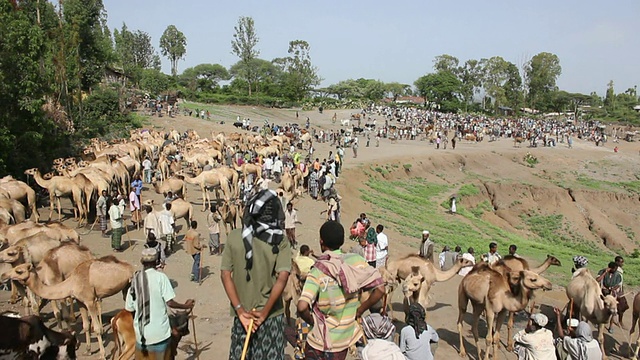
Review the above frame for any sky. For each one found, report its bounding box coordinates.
[103,0,639,95]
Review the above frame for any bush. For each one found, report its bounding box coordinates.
[524,152,539,167]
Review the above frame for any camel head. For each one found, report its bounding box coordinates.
[0,245,24,264]
[1,262,32,283]
[143,199,154,208]
[546,255,562,266]
[456,257,474,268]
[43,172,54,180]
[511,270,553,291]
[77,160,88,168]
[53,158,64,166]
[377,267,397,294]
[23,168,38,176]
[402,266,425,298]
[600,294,619,318]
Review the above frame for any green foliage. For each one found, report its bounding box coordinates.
[159,25,187,76]
[113,23,160,84]
[403,164,412,171]
[140,69,171,96]
[523,152,539,167]
[414,71,462,112]
[274,40,321,101]
[231,16,260,96]
[179,64,230,93]
[525,52,562,110]
[73,87,141,139]
[458,183,480,197]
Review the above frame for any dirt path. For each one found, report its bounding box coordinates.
[1,105,638,359]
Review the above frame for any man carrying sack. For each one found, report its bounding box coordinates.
[221,189,291,360]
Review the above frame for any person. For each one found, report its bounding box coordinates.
[143,205,160,240]
[509,244,520,257]
[356,300,396,358]
[159,202,176,254]
[285,202,300,250]
[614,255,628,329]
[482,242,502,265]
[132,175,143,203]
[327,192,341,223]
[458,247,476,276]
[125,248,194,359]
[571,255,588,274]
[144,232,166,269]
[352,137,359,158]
[363,221,377,268]
[297,220,385,360]
[596,262,621,297]
[295,245,316,277]
[221,189,291,360]
[308,169,319,199]
[420,230,434,263]
[202,161,213,172]
[109,194,125,252]
[96,190,108,237]
[273,157,283,183]
[142,157,153,183]
[207,205,222,255]
[130,187,141,228]
[163,191,177,206]
[375,224,388,269]
[375,134,380,147]
[512,313,556,360]
[185,221,202,283]
[553,307,603,360]
[438,246,449,269]
[450,195,457,214]
[263,156,273,179]
[442,246,460,271]
[399,303,439,360]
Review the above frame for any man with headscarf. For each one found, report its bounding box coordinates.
[125,248,194,359]
[419,231,434,263]
[553,307,603,359]
[513,313,556,360]
[221,189,291,360]
[399,303,439,360]
[572,255,588,275]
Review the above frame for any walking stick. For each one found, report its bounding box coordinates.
[190,312,200,360]
[240,309,257,360]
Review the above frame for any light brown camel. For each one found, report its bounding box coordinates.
[143,198,192,229]
[0,221,80,247]
[566,267,618,359]
[153,177,186,198]
[457,264,552,360]
[0,197,26,223]
[232,158,262,186]
[492,254,562,350]
[0,177,39,221]
[177,170,231,211]
[629,293,640,359]
[283,259,303,324]
[281,169,297,195]
[401,266,425,315]
[24,168,86,224]
[2,256,134,359]
[384,255,473,319]
[218,200,239,235]
[214,166,240,199]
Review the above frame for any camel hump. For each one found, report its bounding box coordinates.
[572,267,591,277]
[402,254,426,261]
[97,255,122,263]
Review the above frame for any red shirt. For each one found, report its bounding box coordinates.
[364,243,376,262]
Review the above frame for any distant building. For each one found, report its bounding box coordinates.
[633,105,640,112]
[103,66,129,85]
[383,96,426,105]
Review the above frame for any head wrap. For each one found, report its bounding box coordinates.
[575,321,593,359]
[530,313,548,327]
[422,230,429,235]
[406,303,427,338]
[241,189,285,281]
[573,255,588,269]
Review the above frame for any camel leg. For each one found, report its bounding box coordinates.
[51,300,67,330]
[483,309,495,360]
[67,298,77,324]
[457,302,468,357]
[79,305,92,355]
[57,196,63,222]
[598,323,608,360]
[494,310,509,353]
[93,300,106,359]
[26,288,39,315]
[631,313,639,359]
[48,195,55,222]
[506,311,515,351]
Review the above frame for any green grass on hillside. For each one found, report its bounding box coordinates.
[360,177,640,286]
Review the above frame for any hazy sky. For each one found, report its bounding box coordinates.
[103,0,638,95]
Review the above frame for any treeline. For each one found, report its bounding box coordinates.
[0,0,142,177]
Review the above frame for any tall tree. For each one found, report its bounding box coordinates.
[433,54,460,75]
[159,25,187,77]
[274,40,321,101]
[179,64,230,93]
[231,16,259,95]
[524,52,562,109]
[604,80,616,110]
[414,71,462,112]
[458,59,483,107]
[114,23,160,84]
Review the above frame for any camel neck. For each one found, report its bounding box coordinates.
[26,270,72,301]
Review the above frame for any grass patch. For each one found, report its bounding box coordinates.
[360,177,640,286]
[403,164,412,171]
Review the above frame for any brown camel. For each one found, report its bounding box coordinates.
[153,177,186,198]
[218,200,239,235]
[457,264,553,360]
[2,256,134,359]
[232,158,262,186]
[401,266,425,315]
[493,254,562,350]
[24,168,86,224]
[629,293,640,359]
[0,198,26,223]
[0,177,39,221]
[282,259,303,324]
[384,255,473,319]
[214,165,240,199]
[0,221,80,247]
[144,198,192,229]
[177,170,231,211]
[566,267,618,359]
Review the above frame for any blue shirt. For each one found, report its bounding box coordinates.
[132,179,143,196]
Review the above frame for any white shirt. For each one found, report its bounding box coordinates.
[263,157,273,170]
[159,209,175,236]
[458,253,476,276]
[376,232,388,260]
[142,159,152,170]
[513,328,556,360]
[273,159,283,173]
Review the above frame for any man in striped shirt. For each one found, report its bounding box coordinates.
[297,221,385,360]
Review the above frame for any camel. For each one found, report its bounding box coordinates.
[232,158,262,186]
[0,177,39,221]
[401,266,425,315]
[214,166,240,199]
[630,293,640,359]
[457,264,553,360]
[514,136,524,147]
[2,256,134,358]
[24,168,86,224]
[281,169,297,195]
[153,177,186,198]
[0,197,26,223]
[218,200,239,235]
[177,170,231,211]
[0,221,80,247]
[566,267,618,359]
[384,255,473,319]
[282,260,303,324]
[143,198,193,229]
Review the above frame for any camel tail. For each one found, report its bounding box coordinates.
[110,313,122,359]
[632,309,639,335]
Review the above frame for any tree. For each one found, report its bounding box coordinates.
[385,82,412,100]
[433,54,460,75]
[159,25,187,77]
[524,52,562,109]
[275,40,321,101]
[414,71,462,112]
[140,68,171,95]
[179,63,230,93]
[604,80,616,110]
[458,59,483,107]
[114,23,160,84]
[231,16,259,95]
[503,62,523,110]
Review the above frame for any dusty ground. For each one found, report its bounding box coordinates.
[1,105,640,359]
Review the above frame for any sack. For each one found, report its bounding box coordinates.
[618,295,629,313]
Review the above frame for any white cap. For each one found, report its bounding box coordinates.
[423,230,429,235]
[566,318,579,328]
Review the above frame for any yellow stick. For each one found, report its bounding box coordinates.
[240,309,256,360]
